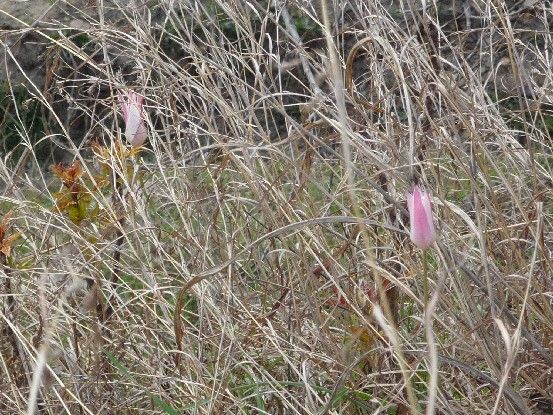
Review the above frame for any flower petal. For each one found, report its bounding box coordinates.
[407,185,436,250]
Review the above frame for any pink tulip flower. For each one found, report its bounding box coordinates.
[406,185,436,250]
[119,91,147,147]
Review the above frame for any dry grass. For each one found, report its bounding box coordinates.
[1,0,553,414]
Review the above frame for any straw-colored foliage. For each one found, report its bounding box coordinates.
[0,1,552,414]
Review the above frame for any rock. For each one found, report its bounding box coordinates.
[0,0,127,88]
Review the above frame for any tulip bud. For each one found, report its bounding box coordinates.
[118,91,147,147]
[406,185,436,250]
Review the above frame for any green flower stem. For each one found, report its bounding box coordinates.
[423,250,429,309]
